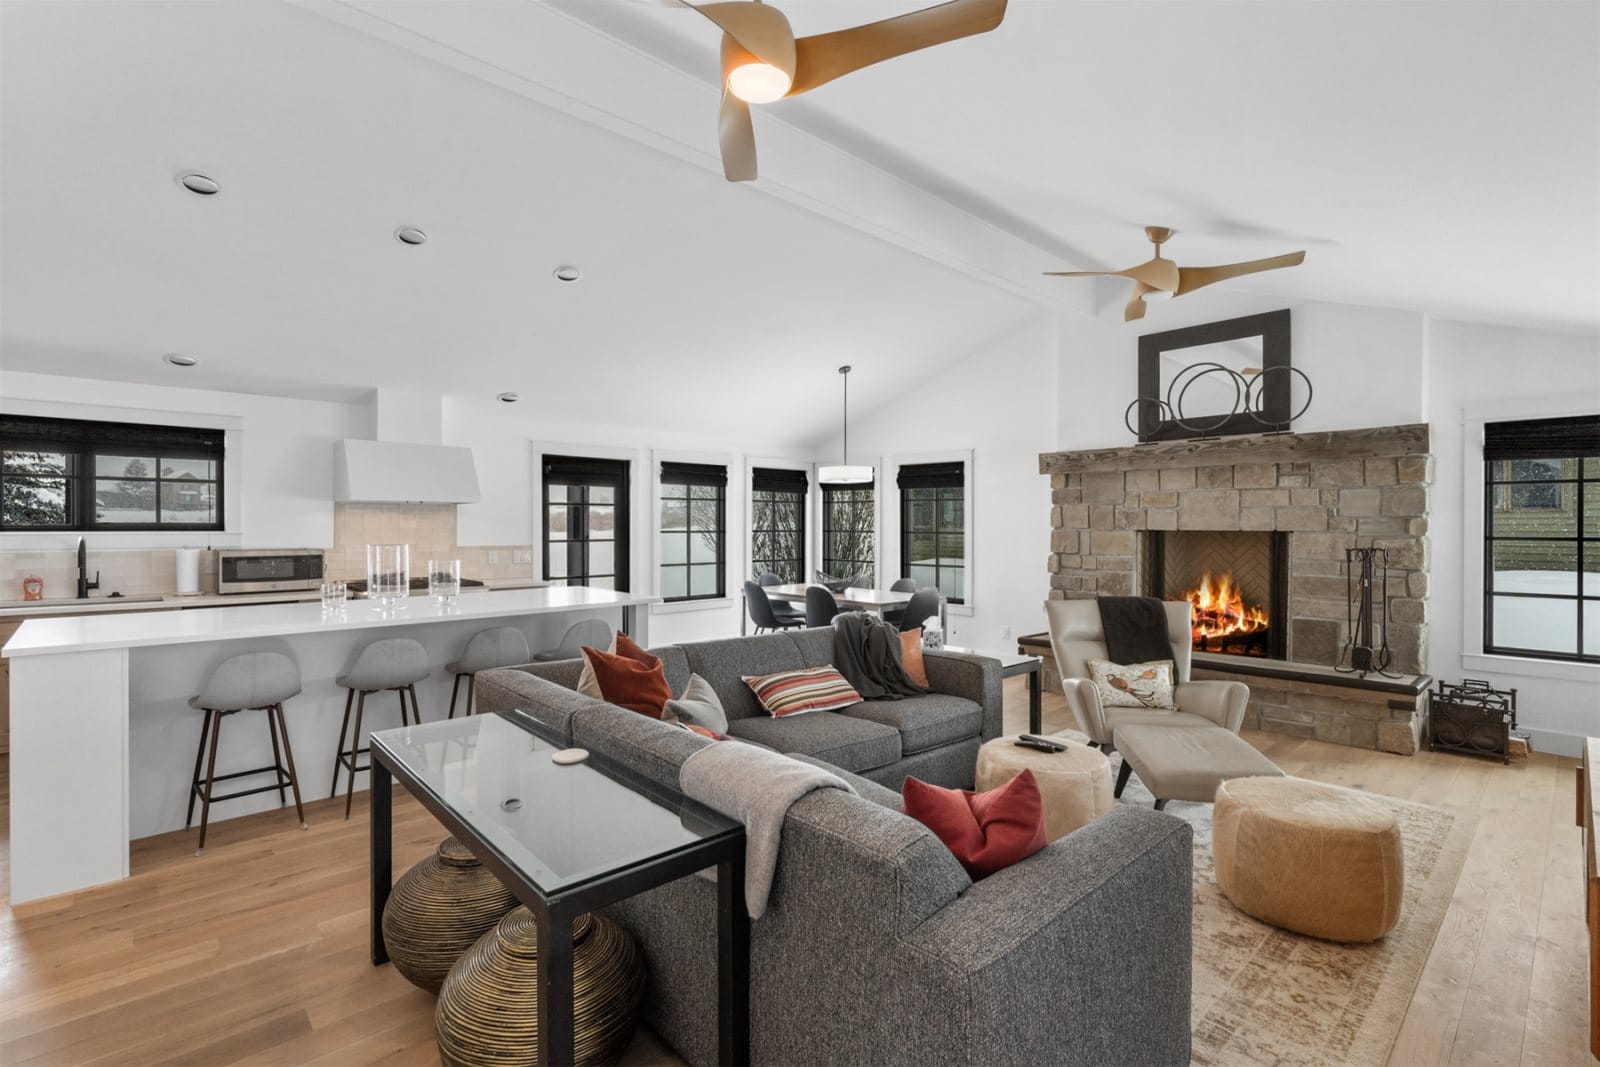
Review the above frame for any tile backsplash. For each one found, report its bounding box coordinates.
[0,504,534,600]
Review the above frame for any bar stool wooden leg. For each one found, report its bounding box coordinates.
[447,673,464,719]
[266,705,287,805]
[331,688,355,798]
[345,691,367,820]
[186,708,213,829]
[397,686,411,727]
[409,683,424,723]
[274,702,308,829]
[464,675,475,717]
[197,709,225,855]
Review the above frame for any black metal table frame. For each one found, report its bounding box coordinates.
[370,712,749,1067]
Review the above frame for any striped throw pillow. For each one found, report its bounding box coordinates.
[743,667,862,718]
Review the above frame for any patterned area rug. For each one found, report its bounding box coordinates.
[1107,751,1476,1067]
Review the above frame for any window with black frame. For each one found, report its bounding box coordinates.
[751,466,807,582]
[543,455,629,591]
[899,461,966,604]
[821,482,875,585]
[1482,414,1599,662]
[0,415,224,531]
[660,461,726,602]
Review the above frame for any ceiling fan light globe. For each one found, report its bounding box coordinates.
[1143,289,1175,302]
[727,62,791,103]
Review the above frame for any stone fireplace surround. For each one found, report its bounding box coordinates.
[1038,424,1434,755]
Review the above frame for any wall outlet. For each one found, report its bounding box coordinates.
[513,549,532,565]
[1000,625,1013,642]
[487,551,499,564]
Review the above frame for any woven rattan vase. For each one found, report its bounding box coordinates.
[435,907,645,1067]
[382,837,518,994]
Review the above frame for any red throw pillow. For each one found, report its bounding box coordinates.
[580,634,671,718]
[902,770,1047,879]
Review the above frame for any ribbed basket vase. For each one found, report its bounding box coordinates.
[435,907,646,1067]
[381,837,518,994]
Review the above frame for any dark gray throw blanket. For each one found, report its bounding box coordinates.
[832,611,926,700]
[1097,595,1176,664]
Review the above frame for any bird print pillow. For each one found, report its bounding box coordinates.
[1086,658,1177,710]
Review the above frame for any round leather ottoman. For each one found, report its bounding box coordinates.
[975,733,1113,841]
[1213,776,1404,943]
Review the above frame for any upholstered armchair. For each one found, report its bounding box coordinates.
[1043,599,1250,749]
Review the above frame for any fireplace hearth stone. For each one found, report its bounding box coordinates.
[1038,424,1433,753]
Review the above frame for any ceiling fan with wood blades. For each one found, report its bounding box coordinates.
[680,0,1008,181]
[1044,226,1306,322]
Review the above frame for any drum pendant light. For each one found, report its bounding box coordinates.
[817,365,874,484]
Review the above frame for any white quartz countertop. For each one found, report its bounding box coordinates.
[0,579,550,619]
[1,586,654,657]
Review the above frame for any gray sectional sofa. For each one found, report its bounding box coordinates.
[475,628,1194,1066]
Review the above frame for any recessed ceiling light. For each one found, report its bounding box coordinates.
[178,173,219,196]
[552,265,582,283]
[164,353,199,367]
[496,392,520,404]
[395,227,428,246]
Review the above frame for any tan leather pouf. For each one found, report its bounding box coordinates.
[975,734,1113,841]
[1213,776,1404,943]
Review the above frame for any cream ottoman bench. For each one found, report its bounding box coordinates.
[975,732,1114,841]
[1213,775,1404,942]
[1112,723,1283,810]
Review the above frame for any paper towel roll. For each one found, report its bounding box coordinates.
[176,547,201,596]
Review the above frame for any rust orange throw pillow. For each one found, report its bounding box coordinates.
[580,632,670,718]
[902,770,1047,879]
[899,629,930,688]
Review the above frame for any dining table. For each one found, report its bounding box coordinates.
[741,583,937,635]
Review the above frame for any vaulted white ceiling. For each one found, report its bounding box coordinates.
[2,0,1595,445]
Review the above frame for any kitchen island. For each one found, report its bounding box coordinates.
[1,586,657,903]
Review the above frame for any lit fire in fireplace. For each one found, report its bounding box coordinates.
[1184,571,1268,646]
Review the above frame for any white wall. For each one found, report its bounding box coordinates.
[0,369,368,549]
[1055,289,1429,450]
[1425,318,1600,755]
[831,314,1059,653]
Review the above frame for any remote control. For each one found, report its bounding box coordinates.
[1013,738,1060,753]
[1020,733,1067,750]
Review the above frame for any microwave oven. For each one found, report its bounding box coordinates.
[217,549,325,594]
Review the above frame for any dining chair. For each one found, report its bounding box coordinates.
[746,580,804,633]
[805,585,841,628]
[757,571,804,623]
[898,589,942,633]
[884,577,918,626]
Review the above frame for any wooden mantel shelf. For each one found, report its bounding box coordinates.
[1039,423,1431,475]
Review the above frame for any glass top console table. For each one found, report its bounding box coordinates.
[369,711,748,1066]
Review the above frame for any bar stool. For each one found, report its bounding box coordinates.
[186,651,307,855]
[332,637,430,819]
[446,626,533,718]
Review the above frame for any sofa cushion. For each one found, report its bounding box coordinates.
[843,693,984,755]
[683,634,806,721]
[725,712,902,773]
[570,700,710,789]
[581,637,671,718]
[785,627,836,668]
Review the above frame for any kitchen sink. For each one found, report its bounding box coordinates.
[0,594,168,609]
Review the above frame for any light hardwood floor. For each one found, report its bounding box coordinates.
[0,678,1589,1066]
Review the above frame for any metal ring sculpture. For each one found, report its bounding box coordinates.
[1126,361,1313,438]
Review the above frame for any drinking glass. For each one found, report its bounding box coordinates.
[428,559,461,602]
[320,581,347,612]
[366,544,410,605]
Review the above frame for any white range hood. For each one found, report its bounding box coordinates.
[333,439,481,504]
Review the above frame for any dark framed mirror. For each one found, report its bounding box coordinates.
[1134,309,1293,441]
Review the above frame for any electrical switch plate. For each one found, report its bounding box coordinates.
[513,549,532,564]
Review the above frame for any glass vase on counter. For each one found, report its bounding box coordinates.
[428,559,461,603]
[366,544,410,605]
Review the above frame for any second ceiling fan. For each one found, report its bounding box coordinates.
[681,0,1008,181]
[1046,226,1306,321]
